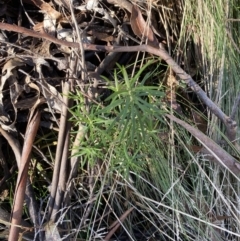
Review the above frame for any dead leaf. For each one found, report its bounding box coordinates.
[0,58,25,129]
[191,109,207,133]
[211,215,231,223]
[187,145,202,153]
[9,83,23,124]
[0,189,9,201]
[34,58,63,112]
[130,5,159,48]
[76,1,117,28]
[57,29,74,42]
[29,0,61,20]
[43,13,57,35]
[29,0,61,35]
[1,58,25,87]
[44,220,61,241]
[0,58,45,129]
[14,74,44,111]
[91,29,114,42]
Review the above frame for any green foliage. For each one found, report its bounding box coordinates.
[71,61,166,177]
[99,61,165,145]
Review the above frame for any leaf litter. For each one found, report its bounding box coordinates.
[0,0,238,240]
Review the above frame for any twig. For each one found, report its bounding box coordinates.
[104,207,134,241]
[64,124,86,206]
[70,1,86,81]
[50,81,72,222]
[8,109,41,241]
[166,114,240,175]
[47,81,69,220]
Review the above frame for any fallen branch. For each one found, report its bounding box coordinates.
[166,114,240,175]
[0,22,237,141]
[8,109,41,241]
[104,207,134,241]
[48,81,72,222]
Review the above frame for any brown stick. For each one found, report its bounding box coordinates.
[0,127,41,240]
[8,110,41,241]
[49,81,72,222]
[166,114,240,175]
[104,207,134,241]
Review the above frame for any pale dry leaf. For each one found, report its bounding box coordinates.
[81,31,94,44]
[30,0,61,34]
[0,189,9,201]
[1,58,25,89]
[57,29,74,42]
[25,75,40,94]
[53,58,68,71]
[46,84,63,112]
[76,0,99,10]
[34,57,51,68]
[0,32,8,41]
[34,59,63,112]
[31,0,61,20]
[76,0,117,27]
[10,83,24,105]
[9,83,23,125]
[56,29,73,54]
[0,114,11,130]
[130,5,159,48]
[44,221,61,241]
[43,13,57,35]
[86,0,99,10]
